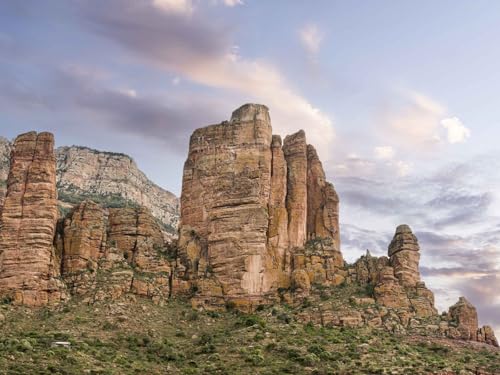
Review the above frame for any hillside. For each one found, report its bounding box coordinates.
[0,292,499,375]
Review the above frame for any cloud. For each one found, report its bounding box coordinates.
[79,0,335,160]
[441,117,471,144]
[384,91,445,150]
[299,24,323,55]
[221,0,243,6]
[152,0,193,15]
[382,91,470,151]
[0,64,224,154]
[374,146,395,160]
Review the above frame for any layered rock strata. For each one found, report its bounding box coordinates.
[55,202,172,302]
[0,132,67,306]
[178,104,342,308]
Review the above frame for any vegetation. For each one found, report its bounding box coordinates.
[57,188,139,210]
[0,296,498,375]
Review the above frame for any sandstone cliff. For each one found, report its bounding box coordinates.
[177,104,342,310]
[0,140,179,235]
[0,132,67,306]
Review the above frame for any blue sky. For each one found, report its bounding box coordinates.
[1,0,499,336]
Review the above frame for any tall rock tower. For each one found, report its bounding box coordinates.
[0,132,66,305]
[177,104,342,309]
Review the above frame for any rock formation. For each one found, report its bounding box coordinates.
[55,202,171,302]
[177,104,342,309]
[56,146,179,234]
[0,132,67,306]
[388,224,421,287]
[0,109,497,349]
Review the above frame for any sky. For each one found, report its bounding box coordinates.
[0,0,499,337]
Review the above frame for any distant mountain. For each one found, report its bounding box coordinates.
[0,138,179,234]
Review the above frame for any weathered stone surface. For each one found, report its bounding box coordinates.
[374,266,410,309]
[268,135,289,275]
[59,201,106,276]
[388,224,421,287]
[353,251,389,285]
[306,144,340,251]
[178,104,342,308]
[283,130,308,249]
[56,146,179,235]
[179,104,274,304]
[448,297,479,341]
[0,132,67,306]
[409,282,437,317]
[477,325,499,347]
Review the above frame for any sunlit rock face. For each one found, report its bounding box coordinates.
[0,132,67,306]
[177,104,342,309]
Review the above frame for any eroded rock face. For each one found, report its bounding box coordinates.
[449,297,479,341]
[178,104,342,308]
[388,225,421,287]
[55,203,171,302]
[307,145,340,250]
[283,130,308,249]
[0,132,67,306]
[59,200,106,277]
[56,146,179,235]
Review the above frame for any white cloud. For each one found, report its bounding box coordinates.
[385,91,445,150]
[374,146,395,160]
[441,117,471,144]
[299,24,323,55]
[152,0,193,15]
[153,36,335,159]
[395,160,412,177]
[172,77,180,85]
[222,0,243,6]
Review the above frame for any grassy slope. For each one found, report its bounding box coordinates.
[1,291,499,375]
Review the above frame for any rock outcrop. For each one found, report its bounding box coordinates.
[56,146,179,235]
[1,141,180,237]
[0,132,67,306]
[388,224,421,287]
[55,202,172,302]
[177,104,342,309]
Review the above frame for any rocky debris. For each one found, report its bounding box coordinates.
[0,132,67,306]
[178,104,342,308]
[388,224,421,287]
